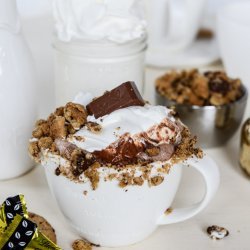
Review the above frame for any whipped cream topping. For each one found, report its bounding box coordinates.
[52,0,146,43]
[68,104,182,152]
[29,88,200,189]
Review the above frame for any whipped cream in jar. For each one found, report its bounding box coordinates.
[52,0,147,106]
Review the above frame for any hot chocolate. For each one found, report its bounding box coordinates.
[29,82,202,189]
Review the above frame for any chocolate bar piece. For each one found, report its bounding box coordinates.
[86,81,145,118]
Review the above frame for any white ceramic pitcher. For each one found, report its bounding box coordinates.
[0,0,38,180]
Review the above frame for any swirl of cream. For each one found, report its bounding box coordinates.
[52,0,146,43]
[68,104,183,153]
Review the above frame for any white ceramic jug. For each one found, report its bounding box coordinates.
[0,0,38,180]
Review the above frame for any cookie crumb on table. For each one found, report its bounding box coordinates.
[165,207,173,215]
[28,212,57,244]
[207,225,229,240]
[72,239,92,250]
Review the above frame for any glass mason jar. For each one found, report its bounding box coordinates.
[53,36,147,106]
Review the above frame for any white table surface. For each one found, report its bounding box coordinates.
[1,64,250,250]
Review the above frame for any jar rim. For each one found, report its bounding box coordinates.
[53,35,147,58]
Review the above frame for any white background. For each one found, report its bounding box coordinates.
[16,0,241,117]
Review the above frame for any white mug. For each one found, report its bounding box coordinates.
[147,0,207,52]
[217,2,250,94]
[44,155,219,247]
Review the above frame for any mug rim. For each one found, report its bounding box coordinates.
[52,34,148,58]
[41,156,186,190]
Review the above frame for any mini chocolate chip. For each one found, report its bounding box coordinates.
[209,79,230,95]
[72,152,96,176]
[55,167,61,176]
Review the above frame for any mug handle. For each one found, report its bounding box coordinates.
[148,0,187,44]
[167,0,206,47]
[167,0,188,41]
[157,155,220,225]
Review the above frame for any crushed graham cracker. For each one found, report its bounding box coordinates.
[86,121,102,133]
[170,127,203,165]
[72,239,92,250]
[49,116,67,139]
[38,137,53,150]
[67,123,76,135]
[73,136,85,142]
[84,163,101,190]
[146,147,160,157]
[64,102,87,130]
[133,176,144,186]
[107,173,118,181]
[118,173,133,188]
[29,102,88,162]
[32,120,50,139]
[157,163,171,174]
[54,106,64,116]
[150,176,164,186]
[28,141,40,162]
